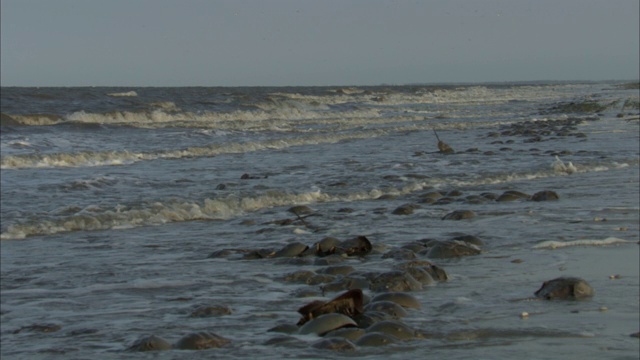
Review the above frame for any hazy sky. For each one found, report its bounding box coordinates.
[1,0,638,86]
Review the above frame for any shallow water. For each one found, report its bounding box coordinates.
[1,82,639,359]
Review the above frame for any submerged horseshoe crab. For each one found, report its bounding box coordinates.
[534,277,594,300]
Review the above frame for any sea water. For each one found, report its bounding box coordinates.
[1,82,638,359]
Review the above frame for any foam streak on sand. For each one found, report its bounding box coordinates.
[533,237,633,249]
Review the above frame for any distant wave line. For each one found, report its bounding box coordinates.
[2,160,637,240]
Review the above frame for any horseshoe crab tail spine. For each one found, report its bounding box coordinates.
[432,128,441,142]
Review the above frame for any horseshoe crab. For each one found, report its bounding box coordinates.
[273,242,309,258]
[371,292,421,309]
[127,335,173,352]
[297,289,364,326]
[366,320,418,340]
[355,332,399,346]
[311,337,357,351]
[298,313,358,336]
[364,301,408,319]
[370,271,422,292]
[323,327,366,341]
[174,331,231,350]
[337,236,372,257]
[534,277,594,300]
[442,210,476,220]
[426,240,481,259]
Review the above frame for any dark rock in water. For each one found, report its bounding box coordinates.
[370,271,422,292]
[311,337,357,351]
[128,335,173,351]
[297,289,364,326]
[336,236,372,257]
[174,331,231,350]
[534,277,594,300]
[442,210,476,220]
[190,305,232,317]
[531,190,559,201]
[426,240,481,259]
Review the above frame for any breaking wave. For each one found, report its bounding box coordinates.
[533,237,634,249]
[2,159,636,240]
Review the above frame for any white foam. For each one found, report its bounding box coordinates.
[8,114,62,126]
[106,91,138,97]
[278,85,577,107]
[551,155,577,174]
[0,188,333,239]
[533,237,633,249]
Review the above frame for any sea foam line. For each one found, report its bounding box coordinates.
[1,160,636,240]
[533,237,634,249]
[0,117,523,170]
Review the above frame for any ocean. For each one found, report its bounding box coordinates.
[1,82,638,359]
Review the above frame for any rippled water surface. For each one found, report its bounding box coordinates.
[1,82,639,359]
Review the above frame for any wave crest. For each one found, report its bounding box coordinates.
[533,237,633,249]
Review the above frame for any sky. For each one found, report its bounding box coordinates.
[1,0,639,87]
